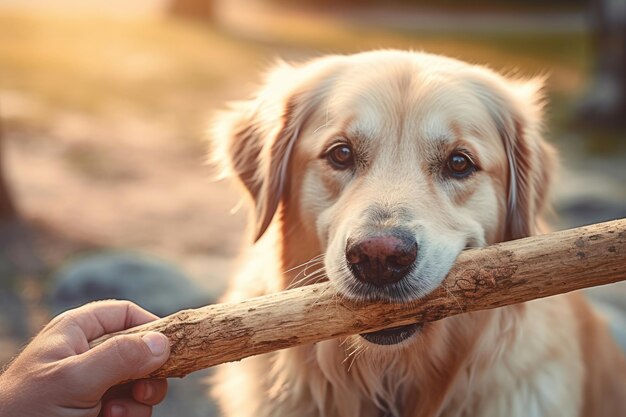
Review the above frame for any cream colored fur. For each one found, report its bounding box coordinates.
[210,50,626,417]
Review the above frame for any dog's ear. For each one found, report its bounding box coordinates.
[211,60,337,241]
[468,73,557,240]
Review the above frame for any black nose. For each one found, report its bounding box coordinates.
[345,231,418,287]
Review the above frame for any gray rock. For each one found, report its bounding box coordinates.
[154,369,220,417]
[556,198,626,229]
[586,282,626,353]
[0,290,29,342]
[49,251,212,317]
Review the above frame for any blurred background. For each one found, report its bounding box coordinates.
[0,0,625,415]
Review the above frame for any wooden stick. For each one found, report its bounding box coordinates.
[90,218,626,379]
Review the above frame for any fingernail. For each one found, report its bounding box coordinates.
[110,404,125,417]
[143,381,154,401]
[142,332,168,356]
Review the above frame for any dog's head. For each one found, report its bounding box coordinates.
[213,50,555,344]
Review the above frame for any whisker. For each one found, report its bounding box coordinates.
[442,282,465,314]
[346,342,367,373]
[288,266,319,288]
[283,254,325,275]
[311,281,335,309]
[302,255,324,276]
[284,255,325,289]
[313,121,331,134]
[286,265,326,290]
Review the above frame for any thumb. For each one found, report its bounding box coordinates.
[69,332,170,397]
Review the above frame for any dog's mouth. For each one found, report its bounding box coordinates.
[359,323,422,345]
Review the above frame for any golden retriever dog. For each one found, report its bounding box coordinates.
[210,50,626,417]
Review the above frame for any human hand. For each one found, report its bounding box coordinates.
[0,300,171,417]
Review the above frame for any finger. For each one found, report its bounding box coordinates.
[66,332,170,396]
[73,300,160,341]
[102,398,154,417]
[132,379,168,406]
[102,382,134,403]
[46,300,159,343]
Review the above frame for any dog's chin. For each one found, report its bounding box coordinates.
[359,323,423,346]
[337,280,434,304]
[335,278,431,347]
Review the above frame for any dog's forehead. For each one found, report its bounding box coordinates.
[325,69,496,149]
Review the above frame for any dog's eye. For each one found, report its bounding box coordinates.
[446,152,476,179]
[326,144,355,170]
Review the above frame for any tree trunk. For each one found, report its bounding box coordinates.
[577,0,626,127]
[0,117,17,222]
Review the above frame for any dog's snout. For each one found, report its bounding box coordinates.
[346,232,417,287]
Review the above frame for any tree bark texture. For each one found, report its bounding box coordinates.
[90,218,626,379]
